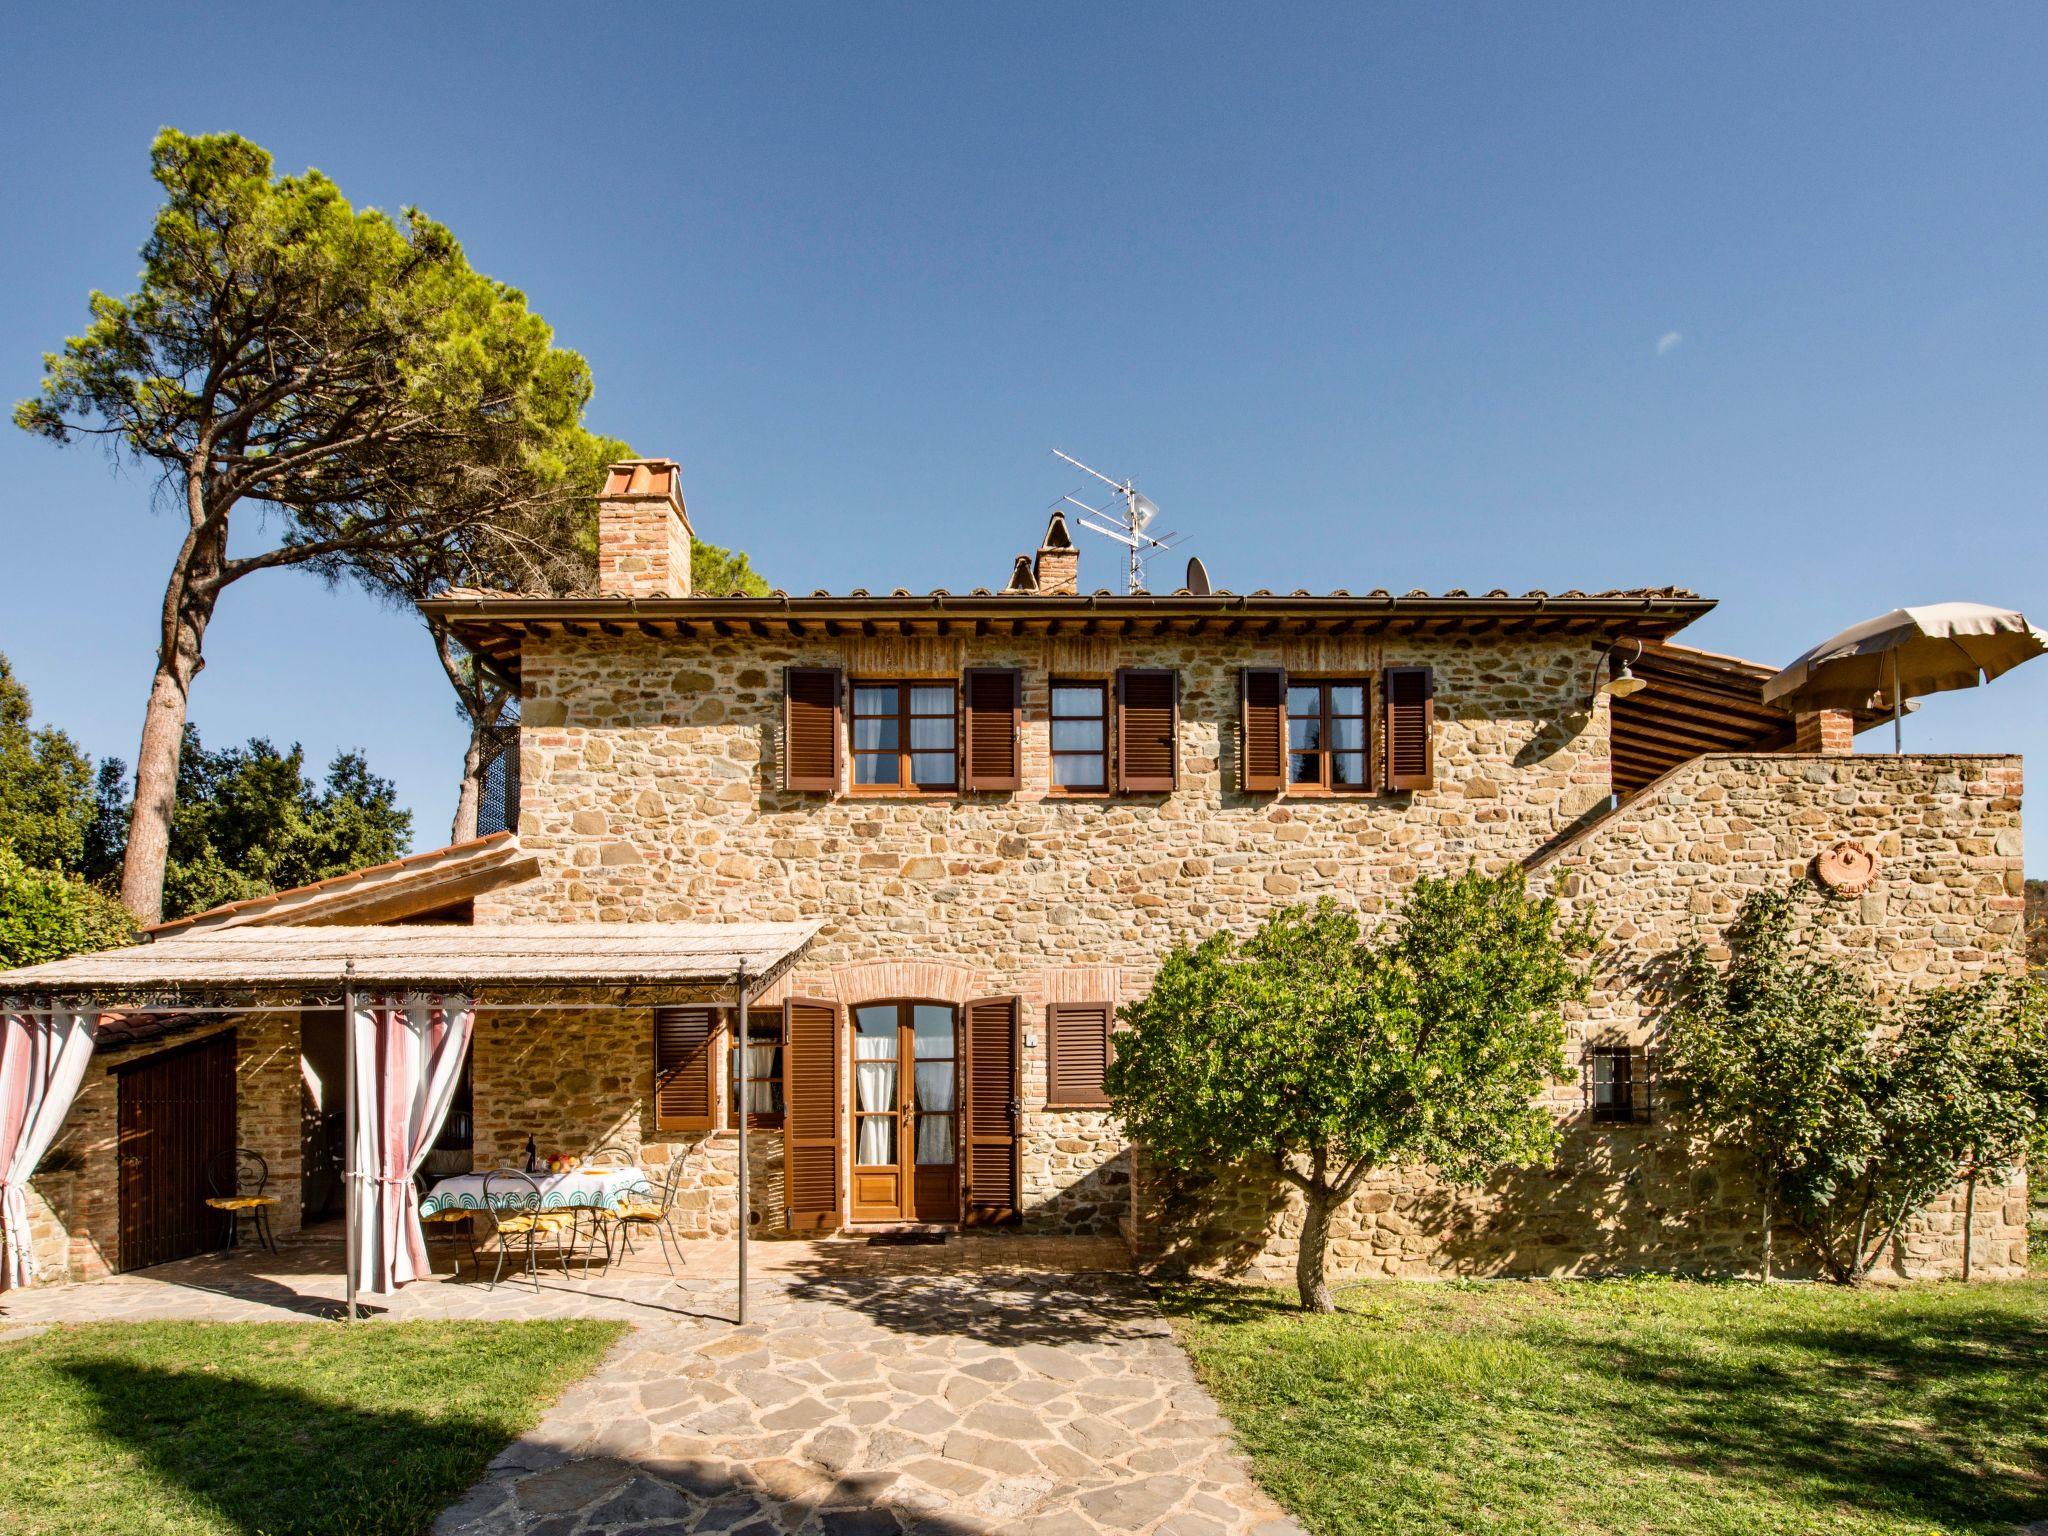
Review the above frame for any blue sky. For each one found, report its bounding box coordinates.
[2,5,2043,867]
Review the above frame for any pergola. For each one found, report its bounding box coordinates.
[0,920,820,1320]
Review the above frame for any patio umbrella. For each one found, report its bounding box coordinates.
[1762,602,2048,752]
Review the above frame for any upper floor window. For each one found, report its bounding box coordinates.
[1050,681,1110,791]
[1287,680,1370,791]
[851,682,957,791]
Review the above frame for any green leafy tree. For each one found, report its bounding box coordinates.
[0,844,135,968]
[1109,873,1592,1312]
[691,537,770,598]
[16,129,592,923]
[1665,886,2048,1283]
[0,654,99,874]
[148,731,412,920]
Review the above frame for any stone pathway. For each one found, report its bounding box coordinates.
[439,1265,1302,1536]
[5,1228,1304,1535]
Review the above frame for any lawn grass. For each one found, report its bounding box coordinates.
[1165,1275,2048,1536]
[1,1319,625,1536]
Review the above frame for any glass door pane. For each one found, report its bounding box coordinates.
[911,1004,956,1166]
[853,1005,899,1166]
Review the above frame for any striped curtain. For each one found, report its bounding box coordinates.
[346,993,474,1295]
[0,1004,98,1290]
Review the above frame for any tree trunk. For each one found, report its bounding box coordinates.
[1760,1186,1772,1282]
[121,506,228,925]
[1296,1188,1337,1313]
[1962,1155,1978,1283]
[450,724,486,844]
[435,625,502,847]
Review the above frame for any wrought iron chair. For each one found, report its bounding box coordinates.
[416,1169,481,1278]
[480,1169,573,1291]
[204,1148,279,1253]
[557,1143,637,1268]
[600,1155,688,1276]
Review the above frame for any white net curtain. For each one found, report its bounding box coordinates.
[854,1009,896,1166]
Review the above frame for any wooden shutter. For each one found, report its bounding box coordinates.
[961,668,1022,791]
[1384,666,1435,791]
[961,996,1021,1224]
[1046,1001,1114,1109]
[783,666,842,793]
[1115,669,1179,793]
[653,1006,721,1131]
[782,997,842,1230]
[1239,667,1286,792]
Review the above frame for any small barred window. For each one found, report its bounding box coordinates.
[1583,1043,1653,1124]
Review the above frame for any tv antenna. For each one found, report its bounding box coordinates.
[1050,449,1184,594]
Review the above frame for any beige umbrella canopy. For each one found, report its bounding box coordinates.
[1763,602,2048,750]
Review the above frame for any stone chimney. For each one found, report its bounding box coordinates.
[1032,508,1078,596]
[596,458,693,597]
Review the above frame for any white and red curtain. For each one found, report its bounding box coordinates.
[346,993,473,1296]
[0,1004,99,1291]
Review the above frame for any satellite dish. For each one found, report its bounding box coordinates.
[1129,493,1160,533]
[1185,555,1212,596]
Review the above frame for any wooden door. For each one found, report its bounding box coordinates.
[961,996,1021,1224]
[849,1002,959,1222]
[118,1031,237,1271]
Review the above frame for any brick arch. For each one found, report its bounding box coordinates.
[824,959,989,1008]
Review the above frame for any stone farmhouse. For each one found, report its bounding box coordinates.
[7,457,2028,1286]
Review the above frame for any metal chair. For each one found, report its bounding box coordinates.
[480,1169,573,1291]
[204,1148,279,1253]
[416,1169,481,1278]
[558,1144,637,1266]
[600,1155,687,1276]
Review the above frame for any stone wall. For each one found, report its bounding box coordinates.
[27,1012,303,1284]
[476,621,2024,1277]
[483,630,1610,1234]
[1134,753,2028,1283]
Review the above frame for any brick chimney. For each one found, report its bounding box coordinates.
[1032,508,1078,596]
[596,458,692,597]
[1793,709,1855,755]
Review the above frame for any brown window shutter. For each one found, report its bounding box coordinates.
[782,997,842,1230]
[961,996,1021,1224]
[961,668,1022,791]
[1384,666,1434,791]
[1115,669,1178,793]
[653,1006,721,1131]
[783,667,842,793]
[1239,667,1286,792]
[1046,1001,1114,1109]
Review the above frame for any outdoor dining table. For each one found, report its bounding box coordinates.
[419,1164,649,1216]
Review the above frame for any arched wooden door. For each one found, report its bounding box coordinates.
[849,1002,958,1222]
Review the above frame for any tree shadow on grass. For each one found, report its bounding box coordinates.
[39,1355,516,1536]
[1531,1294,2048,1532]
[34,1341,1066,1536]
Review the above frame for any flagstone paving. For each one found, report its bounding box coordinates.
[3,1228,1305,1535]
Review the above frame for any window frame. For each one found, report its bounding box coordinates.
[1047,677,1113,794]
[1285,676,1373,794]
[1587,1045,1639,1124]
[728,1014,786,1130]
[848,679,959,795]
